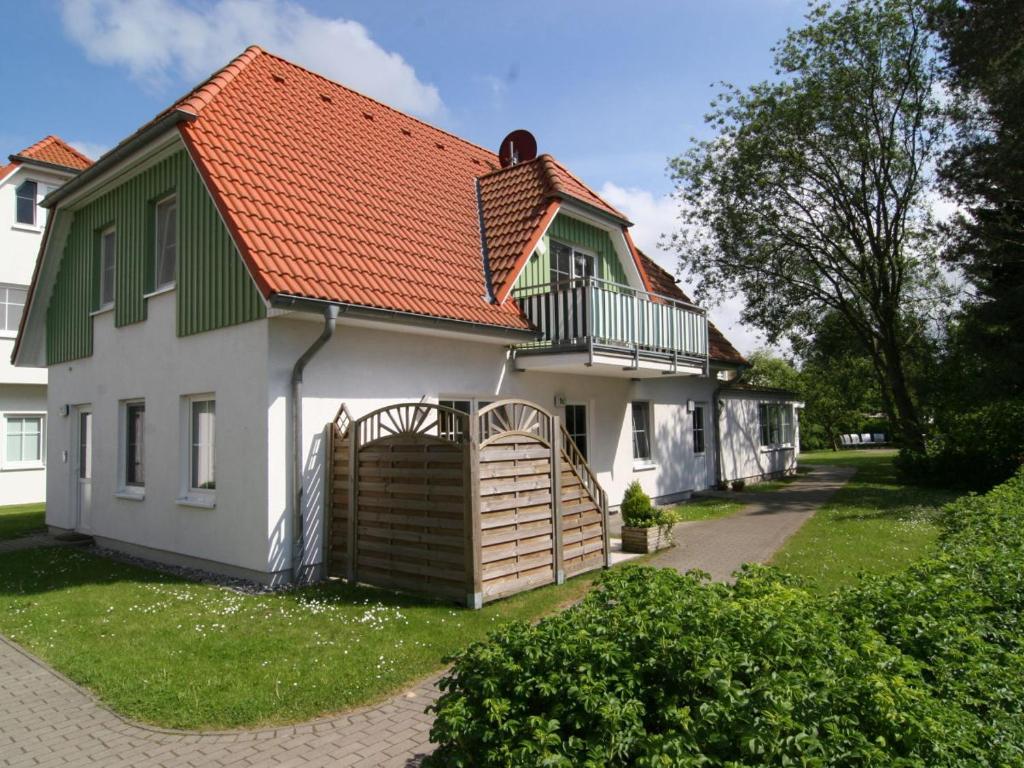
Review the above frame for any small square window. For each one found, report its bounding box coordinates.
[5,415,43,467]
[0,285,26,333]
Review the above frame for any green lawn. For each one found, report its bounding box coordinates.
[0,547,599,729]
[0,503,45,540]
[666,497,745,522]
[771,449,958,592]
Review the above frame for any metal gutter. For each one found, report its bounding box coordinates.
[7,156,86,176]
[474,178,497,302]
[41,109,197,209]
[269,294,541,342]
[290,304,340,583]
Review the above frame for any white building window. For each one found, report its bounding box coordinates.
[758,403,794,447]
[550,239,596,284]
[15,180,37,226]
[154,195,177,289]
[0,285,26,333]
[565,403,588,461]
[631,401,653,465]
[190,397,216,491]
[99,227,116,309]
[124,401,145,488]
[692,405,706,455]
[4,414,44,468]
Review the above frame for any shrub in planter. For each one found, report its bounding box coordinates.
[619,481,671,553]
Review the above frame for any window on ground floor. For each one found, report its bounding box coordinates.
[4,414,44,468]
[758,402,794,447]
[692,404,706,454]
[631,401,652,464]
[189,397,216,491]
[122,400,145,488]
[565,403,588,461]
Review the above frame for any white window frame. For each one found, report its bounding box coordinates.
[549,239,598,283]
[98,226,116,310]
[116,399,146,499]
[692,403,707,455]
[631,400,655,470]
[437,396,494,440]
[0,284,27,338]
[153,194,178,291]
[758,402,795,450]
[14,179,38,228]
[2,412,45,470]
[177,394,216,508]
[564,401,590,461]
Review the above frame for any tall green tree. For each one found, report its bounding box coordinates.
[742,349,802,392]
[933,0,1024,396]
[670,0,946,449]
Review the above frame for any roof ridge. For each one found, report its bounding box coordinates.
[176,45,265,115]
[255,48,499,163]
[544,154,629,221]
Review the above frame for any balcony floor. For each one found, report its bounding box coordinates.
[512,349,705,378]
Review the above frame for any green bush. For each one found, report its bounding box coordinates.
[619,481,665,528]
[897,399,1024,490]
[426,470,1024,767]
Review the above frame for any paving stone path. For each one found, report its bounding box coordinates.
[645,464,856,581]
[0,465,852,767]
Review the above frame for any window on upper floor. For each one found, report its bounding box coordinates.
[0,285,26,333]
[154,195,177,290]
[99,227,116,309]
[550,240,596,284]
[15,180,37,226]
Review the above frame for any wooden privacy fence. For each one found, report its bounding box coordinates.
[325,399,609,607]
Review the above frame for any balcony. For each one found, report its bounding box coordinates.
[511,277,709,378]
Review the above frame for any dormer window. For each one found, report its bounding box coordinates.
[550,239,596,284]
[15,180,37,226]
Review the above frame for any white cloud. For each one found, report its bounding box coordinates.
[60,0,444,117]
[599,181,769,356]
[68,140,110,162]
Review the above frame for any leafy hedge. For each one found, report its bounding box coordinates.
[897,398,1024,490]
[426,470,1024,767]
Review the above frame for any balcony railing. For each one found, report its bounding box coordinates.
[513,277,709,368]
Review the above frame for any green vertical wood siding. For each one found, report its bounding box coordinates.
[45,149,265,365]
[515,213,630,292]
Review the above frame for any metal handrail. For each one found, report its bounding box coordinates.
[512,276,707,315]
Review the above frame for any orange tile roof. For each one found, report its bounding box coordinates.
[11,136,92,171]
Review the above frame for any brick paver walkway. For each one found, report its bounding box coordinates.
[1,465,852,767]
[0,635,438,767]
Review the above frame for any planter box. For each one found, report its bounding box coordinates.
[621,525,672,554]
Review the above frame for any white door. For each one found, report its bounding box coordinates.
[74,407,93,532]
[692,404,708,490]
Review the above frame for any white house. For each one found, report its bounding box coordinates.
[0,137,90,505]
[14,47,799,586]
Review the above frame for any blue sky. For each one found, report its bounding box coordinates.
[0,0,809,352]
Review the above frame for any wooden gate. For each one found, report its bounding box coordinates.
[326,399,609,607]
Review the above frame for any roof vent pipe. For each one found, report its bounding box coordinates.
[290,303,340,584]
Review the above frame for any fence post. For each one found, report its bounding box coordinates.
[601,488,611,568]
[551,414,565,585]
[322,423,333,579]
[346,419,359,584]
[465,416,483,608]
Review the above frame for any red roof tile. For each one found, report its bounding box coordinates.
[639,252,746,366]
[11,136,92,171]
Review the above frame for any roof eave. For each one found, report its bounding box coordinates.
[7,156,86,177]
[42,109,197,210]
[270,293,542,341]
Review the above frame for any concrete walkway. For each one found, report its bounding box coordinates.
[0,465,852,767]
[646,465,855,581]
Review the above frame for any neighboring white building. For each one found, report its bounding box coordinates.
[0,137,91,506]
[15,47,799,585]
